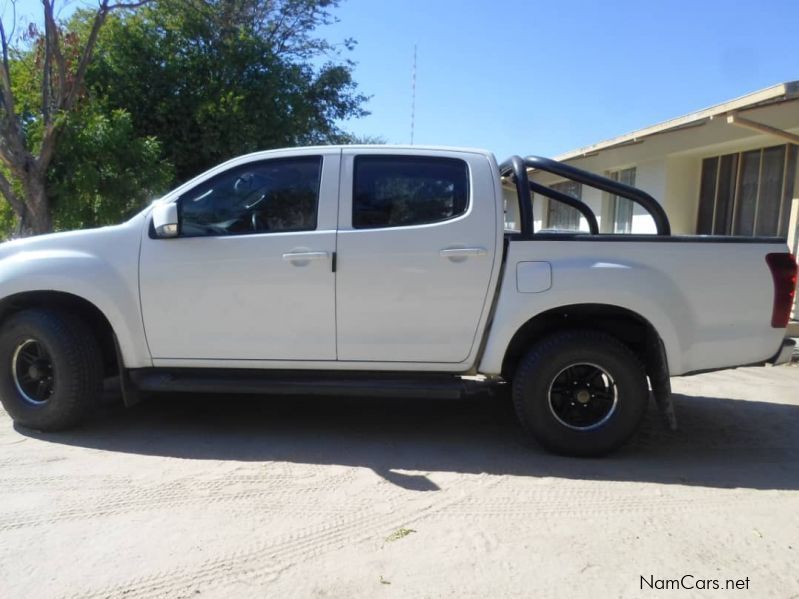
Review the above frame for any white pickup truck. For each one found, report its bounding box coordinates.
[0,146,795,455]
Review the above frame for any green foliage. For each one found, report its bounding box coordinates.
[340,133,388,145]
[85,0,369,182]
[1,8,174,235]
[0,0,368,235]
[0,199,16,240]
[48,106,174,230]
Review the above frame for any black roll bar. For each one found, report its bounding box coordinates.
[527,179,599,234]
[498,156,534,236]
[499,155,672,237]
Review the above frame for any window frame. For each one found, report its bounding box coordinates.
[545,180,583,230]
[606,167,637,234]
[351,154,471,230]
[696,144,797,237]
[176,155,324,238]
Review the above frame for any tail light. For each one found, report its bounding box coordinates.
[766,253,798,328]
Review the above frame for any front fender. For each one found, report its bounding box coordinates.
[0,228,152,369]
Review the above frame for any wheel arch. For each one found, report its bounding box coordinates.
[500,303,669,387]
[0,291,119,377]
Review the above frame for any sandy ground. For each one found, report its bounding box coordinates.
[1,364,798,598]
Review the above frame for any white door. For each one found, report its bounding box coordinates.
[336,150,497,363]
[140,151,340,361]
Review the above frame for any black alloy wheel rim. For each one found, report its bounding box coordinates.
[12,339,56,405]
[547,362,618,430]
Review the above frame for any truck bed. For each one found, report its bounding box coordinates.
[479,235,788,376]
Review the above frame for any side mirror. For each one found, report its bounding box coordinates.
[152,203,179,238]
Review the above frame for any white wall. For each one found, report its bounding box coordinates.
[790,163,799,318]
[663,156,702,235]
[530,160,663,234]
[524,99,799,244]
[533,187,604,233]
[628,159,663,234]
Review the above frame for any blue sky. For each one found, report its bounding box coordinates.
[3,0,797,160]
[320,0,798,158]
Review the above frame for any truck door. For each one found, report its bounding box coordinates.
[335,150,497,363]
[139,149,340,361]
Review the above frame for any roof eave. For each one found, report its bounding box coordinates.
[554,81,799,162]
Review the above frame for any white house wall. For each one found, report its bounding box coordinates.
[530,159,664,234]
[529,99,799,240]
[664,156,702,235]
[629,159,662,234]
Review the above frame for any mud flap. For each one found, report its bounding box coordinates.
[647,336,677,430]
[114,335,141,407]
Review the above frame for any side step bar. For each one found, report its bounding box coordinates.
[129,369,485,400]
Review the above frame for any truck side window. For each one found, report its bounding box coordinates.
[352,156,469,229]
[178,156,322,237]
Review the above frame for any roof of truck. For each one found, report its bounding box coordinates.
[259,144,495,156]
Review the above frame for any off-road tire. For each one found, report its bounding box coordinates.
[512,330,648,456]
[0,309,103,431]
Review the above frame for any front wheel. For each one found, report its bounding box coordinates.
[0,309,103,431]
[512,330,649,456]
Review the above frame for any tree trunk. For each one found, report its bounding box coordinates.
[19,171,53,236]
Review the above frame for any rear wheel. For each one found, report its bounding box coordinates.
[512,330,648,456]
[0,309,103,431]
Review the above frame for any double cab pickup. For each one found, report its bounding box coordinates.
[0,146,795,455]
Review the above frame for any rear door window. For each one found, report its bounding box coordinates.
[352,156,469,229]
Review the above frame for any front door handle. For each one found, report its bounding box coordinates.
[440,247,487,258]
[282,251,330,261]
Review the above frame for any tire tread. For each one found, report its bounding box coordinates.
[0,308,103,430]
[511,329,648,456]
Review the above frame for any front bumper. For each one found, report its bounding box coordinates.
[770,338,796,366]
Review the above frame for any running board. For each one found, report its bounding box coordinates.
[128,369,482,400]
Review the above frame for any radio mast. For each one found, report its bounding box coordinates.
[410,44,417,145]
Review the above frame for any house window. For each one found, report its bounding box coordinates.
[697,144,797,236]
[607,168,636,233]
[546,181,582,230]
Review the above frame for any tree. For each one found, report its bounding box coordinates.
[0,0,151,235]
[342,133,387,145]
[0,0,369,237]
[87,0,369,183]
[48,105,173,230]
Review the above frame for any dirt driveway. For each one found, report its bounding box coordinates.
[1,364,798,598]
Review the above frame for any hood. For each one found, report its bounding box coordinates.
[0,214,146,263]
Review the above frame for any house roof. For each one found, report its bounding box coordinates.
[555,81,799,162]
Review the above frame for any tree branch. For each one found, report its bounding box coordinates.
[40,0,152,172]
[0,16,16,115]
[6,0,16,44]
[60,1,110,112]
[0,167,25,217]
[106,1,152,10]
[0,15,29,167]
[37,122,59,172]
[60,0,153,113]
[41,10,52,124]
[43,0,68,119]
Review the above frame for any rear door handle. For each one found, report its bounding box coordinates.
[439,247,487,258]
[282,251,330,261]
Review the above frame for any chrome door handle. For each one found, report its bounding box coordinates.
[439,247,487,258]
[282,251,330,261]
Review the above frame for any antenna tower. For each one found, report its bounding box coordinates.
[410,44,417,145]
